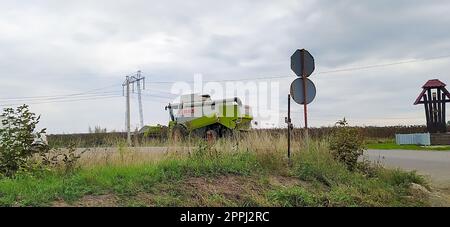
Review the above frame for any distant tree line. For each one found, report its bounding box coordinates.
[45,124,450,148]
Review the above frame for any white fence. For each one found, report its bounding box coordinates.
[395,133,430,146]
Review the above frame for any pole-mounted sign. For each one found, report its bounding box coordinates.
[290,78,316,105]
[289,49,316,130]
[286,49,316,160]
[291,49,315,77]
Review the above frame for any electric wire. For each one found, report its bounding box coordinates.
[0,95,123,107]
[144,53,450,84]
[2,53,450,105]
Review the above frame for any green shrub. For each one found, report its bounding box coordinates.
[329,118,365,171]
[376,168,427,188]
[0,105,49,177]
[0,105,85,178]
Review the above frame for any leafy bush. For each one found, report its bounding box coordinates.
[329,118,365,171]
[0,105,85,177]
[0,105,49,177]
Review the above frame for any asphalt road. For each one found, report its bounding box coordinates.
[366,149,450,184]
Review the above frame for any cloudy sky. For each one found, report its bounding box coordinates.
[1,0,450,133]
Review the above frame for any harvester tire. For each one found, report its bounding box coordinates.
[206,129,218,144]
[171,124,188,143]
[220,127,233,138]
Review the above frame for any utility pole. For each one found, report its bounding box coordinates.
[122,71,145,146]
[136,71,145,129]
[125,76,131,145]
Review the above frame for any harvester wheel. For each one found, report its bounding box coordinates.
[171,124,188,143]
[220,127,233,138]
[206,129,218,144]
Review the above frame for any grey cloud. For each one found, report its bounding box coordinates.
[0,0,449,132]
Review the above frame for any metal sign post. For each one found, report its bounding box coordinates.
[301,50,309,142]
[290,49,316,152]
[286,94,292,161]
[301,51,308,130]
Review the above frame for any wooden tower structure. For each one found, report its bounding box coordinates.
[414,79,450,133]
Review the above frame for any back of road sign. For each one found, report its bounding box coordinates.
[290,49,315,77]
[290,78,316,105]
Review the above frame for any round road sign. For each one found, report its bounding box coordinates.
[290,78,316,105]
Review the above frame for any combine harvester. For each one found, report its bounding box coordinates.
[163,94,253,141]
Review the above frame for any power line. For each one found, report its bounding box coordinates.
[0,83,173,104]
[315,54,450,75]
[145,53,450,84]
[0,95,122,107]
[272,108,424,119]
[0,90,122,102]
[74,83,121,94]
[142,92,178,98]
[145,75,290,84]
[139,93,176,101]
[3,52,450,104]
[0,83,122,100]
[0,94,122,104]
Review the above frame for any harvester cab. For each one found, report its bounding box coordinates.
[165,94,253,140]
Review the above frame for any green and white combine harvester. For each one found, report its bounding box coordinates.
[160,94,253,141]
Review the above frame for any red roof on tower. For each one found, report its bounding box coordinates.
[414,79,450,105]
[422,79,446,88]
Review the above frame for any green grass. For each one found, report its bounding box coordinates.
[0,150,261,206]
[268,186,320,207]
[367,142,450,151]
[292,140,428,206]
[0,139,430,207]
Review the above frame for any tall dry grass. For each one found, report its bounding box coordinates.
[48,125,449,148]
[76,130,312,171]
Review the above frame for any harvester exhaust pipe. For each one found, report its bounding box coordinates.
[165,104,175,121]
